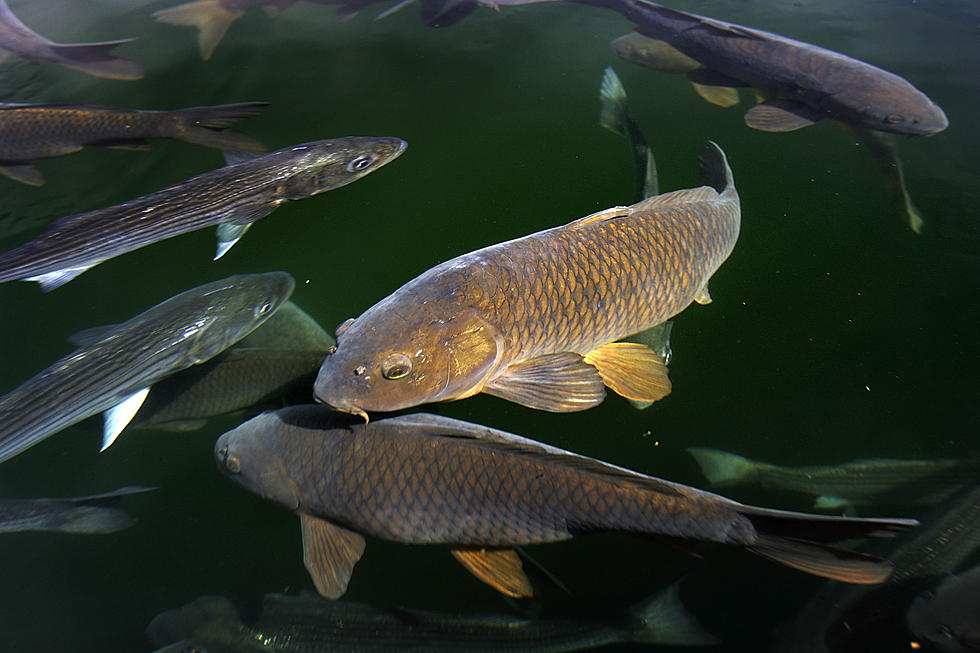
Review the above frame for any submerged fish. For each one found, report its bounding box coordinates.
[132,301,334,431]
[315,142,738,419]
[0,102,269,187]
[0,272,294,464]
[0,137,405,291]
[147,586,718,652]
[907,563,980,653]
[598,66,659,201]
[0,486,152,534]
[588,0,947,135]
[217,408,916,600]
[687,447,980,511]
[0,0,143,80]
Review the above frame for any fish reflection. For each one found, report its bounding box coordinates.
[0,102,268,187]
[592,0,948,135]
[217,408,916,600]
[0,136,406,291]
[907,563,980,652]
[315,142,738,419]
[0,486,152,534]
[0,0,142,80]
[148,586,718,652]
[0,272,294,464]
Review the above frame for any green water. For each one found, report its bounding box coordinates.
[0,0,977,651]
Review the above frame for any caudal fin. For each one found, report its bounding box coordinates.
[175,102,270,154]
[49,40,143,80]
[628,581,720,646]
[698,140,734,195]
[687,446,762,486]
[54,486,155,534]
[153,0,244,60]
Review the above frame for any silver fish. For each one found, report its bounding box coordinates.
[0,486,152,534]
[0,272,294,464]
[0,137,405,291]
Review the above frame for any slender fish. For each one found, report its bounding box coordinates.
[0,0,143,80]
[0,101,269,186]
[216,408,917,600]
[315,142,738,419]
[0,486,152,534]
[0,136,406,291]
[0,272,294,464]
[147,587,718,652]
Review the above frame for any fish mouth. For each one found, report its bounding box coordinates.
[316,396,370,424]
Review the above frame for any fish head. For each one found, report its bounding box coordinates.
[185,272,296,363]
[215,411,306,512]
[836,74,948,136]
[281,137,407,199]
[313,306,503,419]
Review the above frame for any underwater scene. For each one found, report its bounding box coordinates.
[0,0,978,651]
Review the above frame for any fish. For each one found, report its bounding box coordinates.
[216,407,917,600]
[147,585,719,652]
[131,301,334,431]
[598,66,659,202]
[314,141,739,420]
[907,563,980,652]
[0,0,143,80]
[0,137,406,291]
[586,0,948,135]
[687,447,980,511]
[0,486,153,534]
[0,102,269,187]
[0,272,294,465]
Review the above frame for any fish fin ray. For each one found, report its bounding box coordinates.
[484,352,606,412]
[744,99,820,132]
[584,342,671,404]
[300,514,366,599]
[450,548,533,598]
[215,222,252,259]
[566,206,631,229]
[25,263,98,291]
[0,163,44,186]
[101,387,150,451]
[67,323,120,346]
[748,534,894,584]
[152,0,243,60]
[691,82,741,108]
[598,66,629,138]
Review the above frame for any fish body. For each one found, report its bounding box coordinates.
[0,486,152,534]
[0,102,269,186]
[907,564,980,653]
[315,142,738,418]
[593,0,947,135]
[217,407,916,599]
[0,272,295,464]
[0,0,143,80]
[687,447,980,510]
[0,136,406,291]
[147,586,718,652]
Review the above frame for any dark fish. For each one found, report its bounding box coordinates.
[907,563,980,652]
[0,0,143,80]
[0,486,152,534]
[216,408,916,600]
[588,0,948,135]
[132,301,334,431]
[598,66,659,201]
[0,102,269,187]
[687,447,980,511]
[0,137,406,291]
[315,142,738,419]
[147,585,718,652]
[845,125,926,234]
[0,272,294,464]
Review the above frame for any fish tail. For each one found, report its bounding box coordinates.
[54,486,153,534]
[627,580,720,645]
[698,140,735,196]
[739,507,918,584]
[153,0,244,60]
[599,65,630,138]
[598,66,659,200]
[174,102,270,155]
[686,446,761,486]
[48,40,143,80]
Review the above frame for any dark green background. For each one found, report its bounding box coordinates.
[0,0,977,650]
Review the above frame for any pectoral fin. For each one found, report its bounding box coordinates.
[484,352,606,411]
[583,342,671,404]
[691,82,740,108]
[25,262,100,291]
[215,222,252,259]
[744,99,821,132]
[300,513,366,599]
[0,163,45,186]
[450,547,533,598]
[694,283,712,305]
[101,387,150,451]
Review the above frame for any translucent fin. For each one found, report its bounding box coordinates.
[451,548,533,598]
[748,534,894,584]
[744,99,820,132]
[152,0,244,60]
[0,163,44,186]
[629,581,719,645]
[375,0,417,20]
[567,206,630,229]
[300,513,366,599]
[101,388,150,451]
[583,342,671,404]
[25,263,98,291]
[691,82,740,108]
[67,323,119,347]
[686,447,760,485]
[599,66,629,138]
[694,283,712,305]
[48,40,144,80]
[814,495,851,510]
[215,222,252,259]
[484,353,606,412]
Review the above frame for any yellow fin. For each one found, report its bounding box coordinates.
[584,342,671,404]
[691,82,740,108]
[450,548,533,598]
[152,0,244,60]
[694,283,712,305]
[567,206,630,229]
[484,352,606,411]
[300,513,366,599]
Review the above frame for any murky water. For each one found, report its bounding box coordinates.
[0,0,977,650]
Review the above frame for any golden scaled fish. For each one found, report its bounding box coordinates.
[314,142,739,419]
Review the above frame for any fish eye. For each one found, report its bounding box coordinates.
[884,113,904,124]
[346,154,377,172]
[381,353,412,380]
[255,301,273,316]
